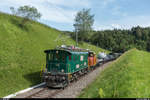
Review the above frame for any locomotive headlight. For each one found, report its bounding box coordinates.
[61,69,64,72]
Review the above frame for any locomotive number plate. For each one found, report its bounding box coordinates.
[76,64,80,68]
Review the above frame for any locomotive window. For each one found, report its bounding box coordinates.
[49,53,54,61]
[46,53,49,63]
[90,54,93,57]
[55,53,59,60]
[62,54,65,61]
[62,56,65,61]
[49,53,50,61]
[48,53,50,61]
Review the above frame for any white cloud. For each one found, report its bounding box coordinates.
[94,15,150,31]
[45,0,91,8]
[93,22,115,30]
[101,0,116,8]
[1,0,150,31]
[114,15,150,28]
[111,24,122,29]
[37,4,77,23]
[0,0,91,24]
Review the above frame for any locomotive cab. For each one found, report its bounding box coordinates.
[88,51,97,70]
[43,50,71,88]
[43,49,88,88]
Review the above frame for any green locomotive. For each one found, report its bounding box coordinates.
[42,45,121,88]
[42,46,91,88]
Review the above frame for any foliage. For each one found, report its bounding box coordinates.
[146,39,150,51]
[73,8,94,42]
[87,26,150,53]
[10,5,41,27]
[0,12,108,97]
[79,49,150,98]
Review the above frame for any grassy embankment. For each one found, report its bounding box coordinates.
[79,48,150,98]
[0,12,108,97]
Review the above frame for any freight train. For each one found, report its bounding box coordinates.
[42,45,121,88]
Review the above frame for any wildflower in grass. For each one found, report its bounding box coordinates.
[99,88,105,98]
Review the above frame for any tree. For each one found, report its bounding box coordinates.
[132,26,142,39]
[10,5,42,27]
[147,39,150,51]
[73,8,94,42]
[10,7,17,16]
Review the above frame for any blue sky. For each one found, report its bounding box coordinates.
[0,0,150,31]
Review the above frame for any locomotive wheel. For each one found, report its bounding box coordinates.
[62,81,68,89]
[74,74,78,81]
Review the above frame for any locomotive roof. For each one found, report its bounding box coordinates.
[44,49,89,54]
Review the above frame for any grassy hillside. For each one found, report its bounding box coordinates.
[79,48,150,98]
[0,12,108,97]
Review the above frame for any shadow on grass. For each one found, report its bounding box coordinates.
[10,17,30,32]
[23,71,42,86]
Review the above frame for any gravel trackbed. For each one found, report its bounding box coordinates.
[15,61,112,98]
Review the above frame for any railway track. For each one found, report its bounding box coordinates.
[26,88,63,98]
[26,72,87,98]
[17,61,111,98]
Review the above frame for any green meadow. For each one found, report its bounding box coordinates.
[0,12,108,97]
[79,48,150,98]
